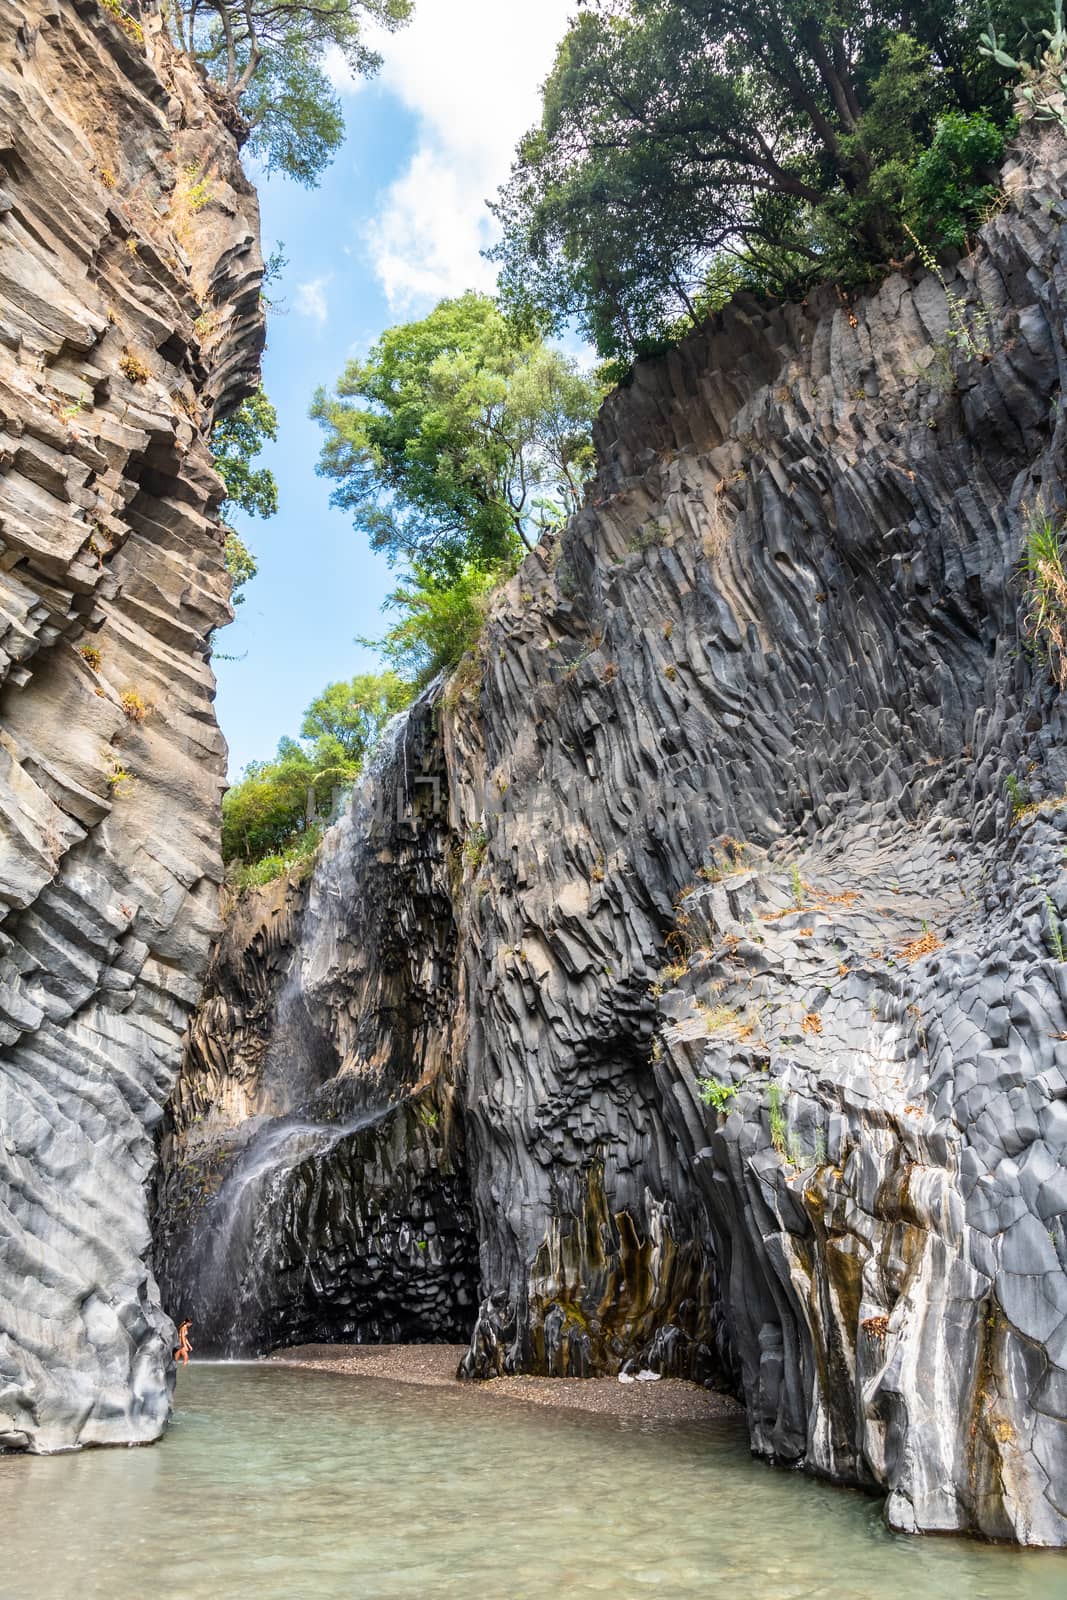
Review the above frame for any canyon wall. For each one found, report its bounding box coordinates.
[159,133,1067,1545]
[442,134,1067,1546]
[0,0,263,1450]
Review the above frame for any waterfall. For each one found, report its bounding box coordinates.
[155,692,477,1356]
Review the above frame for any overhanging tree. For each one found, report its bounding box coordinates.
[164,0,413,183]
[212,384,278,605]
[493,0,1030,359]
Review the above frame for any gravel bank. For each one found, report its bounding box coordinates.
[264,1344,741,1422]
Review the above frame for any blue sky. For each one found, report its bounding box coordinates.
[215,0,575,775]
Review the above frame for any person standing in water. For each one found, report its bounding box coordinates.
[174,1320,193,1365]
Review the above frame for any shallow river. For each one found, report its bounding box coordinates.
[0,1363,1064,1599]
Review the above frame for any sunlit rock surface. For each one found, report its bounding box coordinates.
[160,134,1067,1543]
[0,0,262,1450]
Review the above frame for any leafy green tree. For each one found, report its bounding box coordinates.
[907,110,1006,247]
[361,561,506,686]
[222,530,258,606]
[301,672,412,763]
[222,671,410,868]
[213,386,279,519]
[221,741,318,864]
[212,386,278,605]
[166,0,412,185]
[493,0,1029,360]
[312,291,604,580]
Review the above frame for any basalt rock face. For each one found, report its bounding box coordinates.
[153,704,479,1354]
[448,134,1067,1545]
[0,1,263,1450]
[159,137,1067,1544]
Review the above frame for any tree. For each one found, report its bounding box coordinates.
[213,386,279,519]
[165,0,413,185]
[301,672,412,764]
[222,671,410,868]
[361,562,504,686]
[312,291,605,581]
[211,386,278,606]
[492,0,1030,360]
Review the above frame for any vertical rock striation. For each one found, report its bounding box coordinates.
[0,0,263,1450]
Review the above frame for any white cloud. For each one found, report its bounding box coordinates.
[294,276,331,324]
[347,0,577,311]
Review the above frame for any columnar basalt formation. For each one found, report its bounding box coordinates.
[157,135,1067,1545]
[448,134,1067,1544]
[0,0,263,1450]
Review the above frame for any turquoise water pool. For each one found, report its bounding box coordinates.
[0,1363,1063,1599]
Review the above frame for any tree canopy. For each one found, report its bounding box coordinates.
[312,291,605,582]
[301,671,411,764]
[492,0,1031,360]
[166,0,412,184]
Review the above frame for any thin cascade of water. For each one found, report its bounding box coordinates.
[175,699,430,1354]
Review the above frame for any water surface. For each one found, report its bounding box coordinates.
[0,1364,1063,1600]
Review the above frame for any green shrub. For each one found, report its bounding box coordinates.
[698,1079,737,1113]
[1022,510,1067,687]
[768,1083,787,1154]
[365,560,511,686]
[908,111,1006,249]
[228,826,322,892]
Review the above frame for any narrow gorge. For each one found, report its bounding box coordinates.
[159,137,1067,1544]
[4,0,1067,1579]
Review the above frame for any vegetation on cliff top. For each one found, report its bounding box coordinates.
[222,671,411,884]
[491,0,1032,362]
[314,291,605,684]
[164,0,412,184]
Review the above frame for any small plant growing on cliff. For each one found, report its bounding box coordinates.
[904,225,994,380]
[97,0,143,43]
[193,309,219,343]
[106,762,136,796]
[629,519,670,553]
[120,688,148,723]
[60,389,92,425]
[170,161,215,245]
[79,643,102,672]
[1021,510,1067,688]
[1046,894,1066,962]
[790,863,805,909]
[119,350,151,385]
[698,1078,737,1113]
[768,1083,787,1155]
[463,829,489,872]
[1005,772,1032,818]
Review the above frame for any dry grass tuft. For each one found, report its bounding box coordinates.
[120,688,148,722]
[119,349,151,384]
[898,930,944,964]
